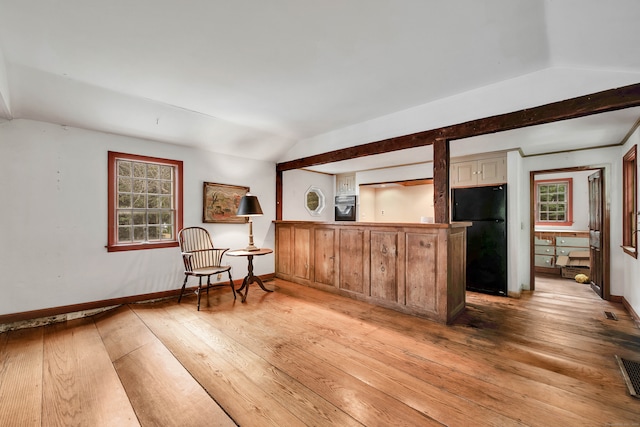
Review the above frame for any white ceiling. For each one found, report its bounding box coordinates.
[1,0,639,168]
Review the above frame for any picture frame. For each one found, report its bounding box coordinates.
[203,182,249,223]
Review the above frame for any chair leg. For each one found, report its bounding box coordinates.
[197,276,203,311]
[228,271,236,300]
[178,275,188,303]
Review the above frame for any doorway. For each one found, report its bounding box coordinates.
[530,166,609,299]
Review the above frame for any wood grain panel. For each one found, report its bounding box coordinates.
[339,228,365,293]
[447,229,467,318]
[405,232,438,312]
[314,227,336,286]
[0,327,43,426]
[293,226,311,280]
[370,231,398,302]
[276,224,292,276]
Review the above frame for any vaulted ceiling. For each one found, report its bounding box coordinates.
[1,1,639,166]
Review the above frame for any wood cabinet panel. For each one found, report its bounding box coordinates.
[314,228,336,287]
[405,233,438,312]
[370,231,398,302]
[276,225,292,276]
[447,229,467,318]
[339,229,365,293]
[275,221,468,324]
[293,227,311,280]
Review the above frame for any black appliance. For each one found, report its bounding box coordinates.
[335,195,356,221]
[452,184,507,296]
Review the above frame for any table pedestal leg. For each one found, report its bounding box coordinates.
[236,255,273,302]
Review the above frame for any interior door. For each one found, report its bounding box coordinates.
[588,170,604,298]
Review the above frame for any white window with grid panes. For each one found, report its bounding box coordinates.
[535,179,572,225]
[117,159,175,243]
[108,151,182,252]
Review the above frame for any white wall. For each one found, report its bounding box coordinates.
[534,170,592,231]
[282,169,334,222]
[356,163,433,186]
[521,146,624,296]
[359,184,434,223]
[0,119,276,315]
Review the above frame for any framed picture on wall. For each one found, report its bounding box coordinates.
[203,182,249,223]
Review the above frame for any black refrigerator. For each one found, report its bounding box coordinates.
[452,184,507,296]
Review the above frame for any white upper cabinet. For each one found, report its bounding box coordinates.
[451,154,506,188]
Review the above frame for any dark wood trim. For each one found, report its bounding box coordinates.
[0,274,275,324]
[277,129,441,172]
[276,83,640,173]
[276,169,283,221]
[529,171,536,291]
[622,296,640,328]
[433,138,450,223]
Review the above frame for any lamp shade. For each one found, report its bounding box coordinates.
[236,194,263,216]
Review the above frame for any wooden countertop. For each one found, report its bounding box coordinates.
[273,220,471,229]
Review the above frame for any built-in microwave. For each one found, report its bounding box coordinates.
[335,195,356,221]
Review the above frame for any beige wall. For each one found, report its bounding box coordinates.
[359,184,434,223]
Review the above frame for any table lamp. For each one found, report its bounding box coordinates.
[236,193,263,251]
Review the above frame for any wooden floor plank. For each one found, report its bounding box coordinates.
[251,284,608,426]
[131,303,316,427]
[93,305,158,362]
[1,274,638,426]
[272,279,640,422]
[0,327,44,426]
[93,305,236,427]
[42,318,139,426]
[113,338,236,427]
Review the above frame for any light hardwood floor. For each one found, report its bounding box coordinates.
[1,275,639,426]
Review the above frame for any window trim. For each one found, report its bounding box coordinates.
[107,151,183,252]
[622,145,637,258]
[534,178,573,226]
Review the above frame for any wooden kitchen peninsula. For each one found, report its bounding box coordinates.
[274,221,470,324]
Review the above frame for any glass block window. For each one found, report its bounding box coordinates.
[535,179,573,225]
[108,152,183,252]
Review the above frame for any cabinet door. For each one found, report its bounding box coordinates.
[405,233,438,312]
[314,228,336,286]
[477,157,506,185]
[339,229,365,293]
[555,246,587,257]
[276,225,292,276]
[555,237,589,247]
[336,173,356,195]
[293,227,311,280]
[451,161,476,187]
[535,255,554,268]
[534,245,554,255]
[370,231,398,302]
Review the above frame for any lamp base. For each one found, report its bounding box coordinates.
[245,244,260,251]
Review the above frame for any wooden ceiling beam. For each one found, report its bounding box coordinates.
[277,82,640,172]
